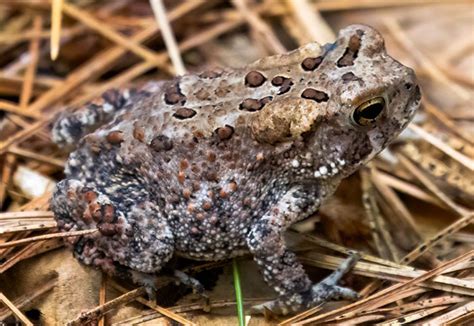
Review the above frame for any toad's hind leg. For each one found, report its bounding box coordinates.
[51,178,175,279]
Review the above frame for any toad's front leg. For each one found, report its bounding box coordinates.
[247,186,359,315]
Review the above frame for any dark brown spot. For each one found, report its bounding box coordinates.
[193,130,205,139]
[203,171,218,182]
[243,197,252,207]
[219,188,228,199]
[133,125,145,142]
[239,96,273,112]
[337,33,363,67]
[207,151,217,162]
[169,194,180,204]
[98,223,116,236]
[215,125,234,141]
[301,88,329,102]
[199,70,222,79]
[180,159,189,170]
[271,76,293,94]
[164,82,186,105]
[102,205,115,223]
[84,191,97,203]
[245,71,266,87]
[191,164,201,174]
[106,131,123,144]
[192,181,201,191]
[183,188,191,199]
[178,171,185,184]
[239,98,263,111]
[271,76,285,86]
[202,201,212,210]
[89,203,101,222]
[341,72,361,83]
[301,56,323,71]
[173,108,196,120]
[194,88,210,101]
[150,135,173,151]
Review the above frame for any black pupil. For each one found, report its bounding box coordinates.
[360,102,383,119]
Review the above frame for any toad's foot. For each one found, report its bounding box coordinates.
[173,270,207,297]
[251,252,360,315]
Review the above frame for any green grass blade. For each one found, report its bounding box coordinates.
[232,258,245,326]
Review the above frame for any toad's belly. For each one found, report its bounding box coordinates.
[169,216,252,261]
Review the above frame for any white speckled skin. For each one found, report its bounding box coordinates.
[51,24,420,314]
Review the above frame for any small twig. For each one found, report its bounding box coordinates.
[62,2,169,71]
[0,229,98,249]
[370,166,422,238]
[8,146,65,168]
[0,292,33,326]
[279,304,323,326]
[0,100,41,118]
[0,275,57,320]
[98,274,107,326]
[397,153,468,215]
[361,168,395,260]
[67,287,147,326]
[150,0,186,75]
[422,99,472,145]
[423,301,474,325]
[401,213,473,265]
[0,153,16,208]
[0,116,52,155]
[108,280,196,325]
[0,210,54,220]
[286,0,335,44]
[409,124,474,172]
[232,0,286,54]
[20,15,42,108]
[50,0,63,60]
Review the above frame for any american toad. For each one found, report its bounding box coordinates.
[51,24,421,314]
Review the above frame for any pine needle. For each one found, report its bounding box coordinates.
[50,0,63,60]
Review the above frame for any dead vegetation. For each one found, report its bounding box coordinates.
[0,0,473,325]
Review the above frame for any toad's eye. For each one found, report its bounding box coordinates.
[351,97,385,126]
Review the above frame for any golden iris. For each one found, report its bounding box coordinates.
[352,97,385,126]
